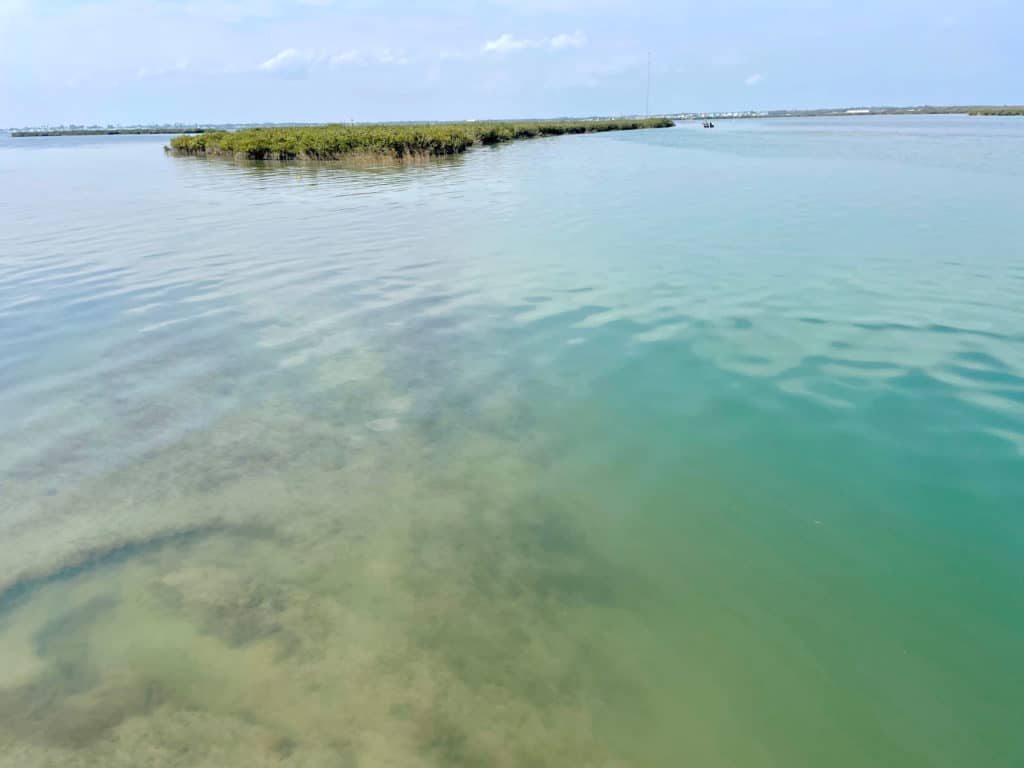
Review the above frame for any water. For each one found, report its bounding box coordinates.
[1,116,1022,766]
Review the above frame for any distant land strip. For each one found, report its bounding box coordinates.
[12,127,208,137]
[675,105,1024,119]
[166,119,674,160]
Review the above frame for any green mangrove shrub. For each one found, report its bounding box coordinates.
[168,118,674,160]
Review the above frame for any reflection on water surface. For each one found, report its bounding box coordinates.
[1,118,1023,766]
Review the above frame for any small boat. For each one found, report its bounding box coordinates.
[702,120,715,128]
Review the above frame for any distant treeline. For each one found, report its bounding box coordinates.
[167,118,674,160]
[12,127,208,137]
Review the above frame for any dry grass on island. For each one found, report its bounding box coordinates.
[167,118,674,160]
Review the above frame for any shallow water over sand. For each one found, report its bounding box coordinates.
[1,117,1024,766]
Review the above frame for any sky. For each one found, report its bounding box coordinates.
[0,0,1020,126]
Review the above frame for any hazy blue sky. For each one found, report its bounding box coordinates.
[1,0,1019,125]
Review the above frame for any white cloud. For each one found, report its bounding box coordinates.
[260,48,312,77]
[259,46,405,76]
[549,30,587,50]
[483,30,588,55]
[482,33,537,54]
[745,73,764,86]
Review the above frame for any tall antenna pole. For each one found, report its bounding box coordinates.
[645,52,651,117]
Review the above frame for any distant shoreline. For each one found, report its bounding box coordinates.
[9,106,1022,140]
[11,127,208,137]
[672,105,1024,120]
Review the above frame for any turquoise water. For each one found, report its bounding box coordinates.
[1,116,1022,766]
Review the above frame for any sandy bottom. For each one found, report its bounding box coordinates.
[0,351,661,767]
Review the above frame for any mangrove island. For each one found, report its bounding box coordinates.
[166,118,675,160]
